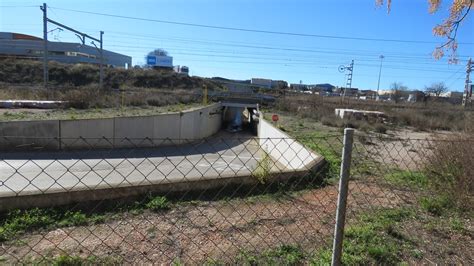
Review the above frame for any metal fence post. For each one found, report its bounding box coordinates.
[331,128,354,266]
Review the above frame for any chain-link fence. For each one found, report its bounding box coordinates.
[0,131,472,264]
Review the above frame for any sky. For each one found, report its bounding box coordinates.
[1,0,473,91]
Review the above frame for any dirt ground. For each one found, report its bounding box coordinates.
[355,129,454,171]
[1,180,406,264]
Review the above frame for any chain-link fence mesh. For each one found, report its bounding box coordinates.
[0,132,472,264]
[346,133,473,265]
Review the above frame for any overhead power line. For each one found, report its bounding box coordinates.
[0,5,37,8]
[48,6,474,45]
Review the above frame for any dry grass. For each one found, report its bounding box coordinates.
[425,134,474,210]
[0,59,224,111]
[0,59,221,90]
[275,93,473,133]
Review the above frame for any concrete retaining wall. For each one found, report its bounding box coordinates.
[0,103,222,150]
[114,116,155,147]
[0,120,60,150]
[154,113,181,146]
[258,118,321,171]
[60,118,114,149]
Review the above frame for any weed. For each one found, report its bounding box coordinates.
[412,249,423,259]
[313,208,415,265]
[0,208,106,242]
[420,195,453,216]
[57,211,88,227]
[237,244,305,265]
[145,196,171,211]
[449,218,465,232]
[0,208,54,241]
[24,254,122,265]
[252,151,272,184]
[298,132,341,178]
[384,170,428,188]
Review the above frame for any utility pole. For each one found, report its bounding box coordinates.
[41,5,104,89]
[462,58,472,107]
[342,60,354,99]
[99,31,104,88]
[376,55,384,100]
[346,60,354,89]
[41,3,48,88]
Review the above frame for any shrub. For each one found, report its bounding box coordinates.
[68,64,99,86]
[63,89,95,109]
[146,97,166,107]
[425,135,473,211]
[321,116,343,127]
[127,95,146,106]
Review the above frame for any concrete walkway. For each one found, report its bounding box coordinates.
[0,132,261,198]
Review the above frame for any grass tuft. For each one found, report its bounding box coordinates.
[145,196,171,211]
[384,170,428,188]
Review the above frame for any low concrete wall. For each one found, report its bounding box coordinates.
[60,118,114,149]
[154,113,181,146]
[0,103,222,150]
[114,116,155,147]
[180,109,200,144]
[0,120,60,150]
[199,105,223,139]
[258,118,322,171]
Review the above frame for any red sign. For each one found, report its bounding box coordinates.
[272,114,279,122]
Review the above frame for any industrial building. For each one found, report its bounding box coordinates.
[0,32,131,67]
[251,78,272,88]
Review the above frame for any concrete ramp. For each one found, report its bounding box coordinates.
[0,110,326,211]
[258,118,323,171]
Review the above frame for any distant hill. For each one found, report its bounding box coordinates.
[0,59,222,90]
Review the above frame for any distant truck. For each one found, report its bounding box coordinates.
[174,65,189,75]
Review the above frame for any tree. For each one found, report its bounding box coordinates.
[425,82,449,97]
[390,82,408,103]
[147,49,169,56]
[376,0,473,63]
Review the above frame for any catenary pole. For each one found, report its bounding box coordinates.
[41,3,48,88]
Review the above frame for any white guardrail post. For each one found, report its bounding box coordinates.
[331,128,355,266]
